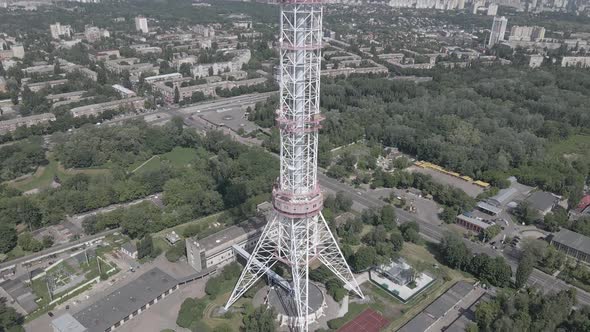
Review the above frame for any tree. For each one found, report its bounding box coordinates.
[0,297,24,331]
[400,221,420,243]
[173,86,180,104]
[335,191,353,212]
[513,201,540,225]
[439,233,470,269]
[17,232,42,252]
[390,231,404,252]
[179,63,192,77]
[515,252,535,288]
[351,246,376,271]
[42,235,54,249]
[476,300,500,330]
[137,236,153,259]
[176,298,206,328]
[0,225,17,254]
[243,306,276,332]
[53,60,61,75]
[380,205,397,230]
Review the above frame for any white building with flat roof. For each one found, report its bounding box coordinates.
[50,22,72,39]
[69,97,145,118]
[186,218,266,273]
[135,16,149,33]
[488,16,508,48]
[112,84,137,98]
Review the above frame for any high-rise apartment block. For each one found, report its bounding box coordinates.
[487,3,498,15]
[135,16,149,34]
[50,23,72,40]
[509,25,545,41]
[488,16,508,48]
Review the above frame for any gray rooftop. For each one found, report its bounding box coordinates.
[73,267,177,332]
[399,281,474,332]
[200,106,259,134]
[477,201,502,215]
[552,228,590,256]
[52,312,88,332]
[527,191,558,212]
[121,241,136,253]
[488,187,517,206]
[194,217,265,252]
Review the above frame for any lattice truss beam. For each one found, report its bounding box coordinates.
[224,212,364,327]
[225,2,363,331]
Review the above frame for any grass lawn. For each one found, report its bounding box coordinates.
[154,212,224,239]
[201,292,246,331]
[8,154,109,192]
[131,147,198,173]
[6,245,29,261]
[548,134,590,160]
[326,242,474,331]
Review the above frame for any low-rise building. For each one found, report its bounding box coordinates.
[63,66,99,82]
[186,218,266,273]
[528,54,544,68]
[84,26,110,43]
[562,56,590,68]
[129,44,162,55]
[112,84,136,98]
[374,260,415,286]
[144,73,183,84]
[551,228,590,264]
[0,113,56,134]
[191,49,251,78]
[50,22,72,39]
[23,64,54,76]
[456,214,492,233]
[399,281,477,332]
[89,49,120,62]
[52,268,177,332]
[26,79,68,92]
[120,241,138,259]
[165,231,181,245]
[51,313,87,332]
[69,97,145,118]
[526,191,559,216]
[46,90,87,102]
[154,77,267,103]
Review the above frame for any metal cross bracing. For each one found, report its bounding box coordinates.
[225,1,363,331]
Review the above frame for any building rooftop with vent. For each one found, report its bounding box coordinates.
[54,267,178,332]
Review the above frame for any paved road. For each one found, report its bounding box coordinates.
[317,173,590,306]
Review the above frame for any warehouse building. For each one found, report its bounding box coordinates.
[398,281,477,332]
[551,228,590,264]
[186,217,265,273]
[52,268,177,332]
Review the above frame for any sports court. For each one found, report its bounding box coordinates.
[337,308,390,332]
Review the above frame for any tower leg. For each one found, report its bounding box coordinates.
[224,214,279,310]
[316,212,364,299]
[288,216,314,332]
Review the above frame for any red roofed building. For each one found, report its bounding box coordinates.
[578,195,590,212]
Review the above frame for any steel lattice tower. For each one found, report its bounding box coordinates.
[225,1,363,331]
